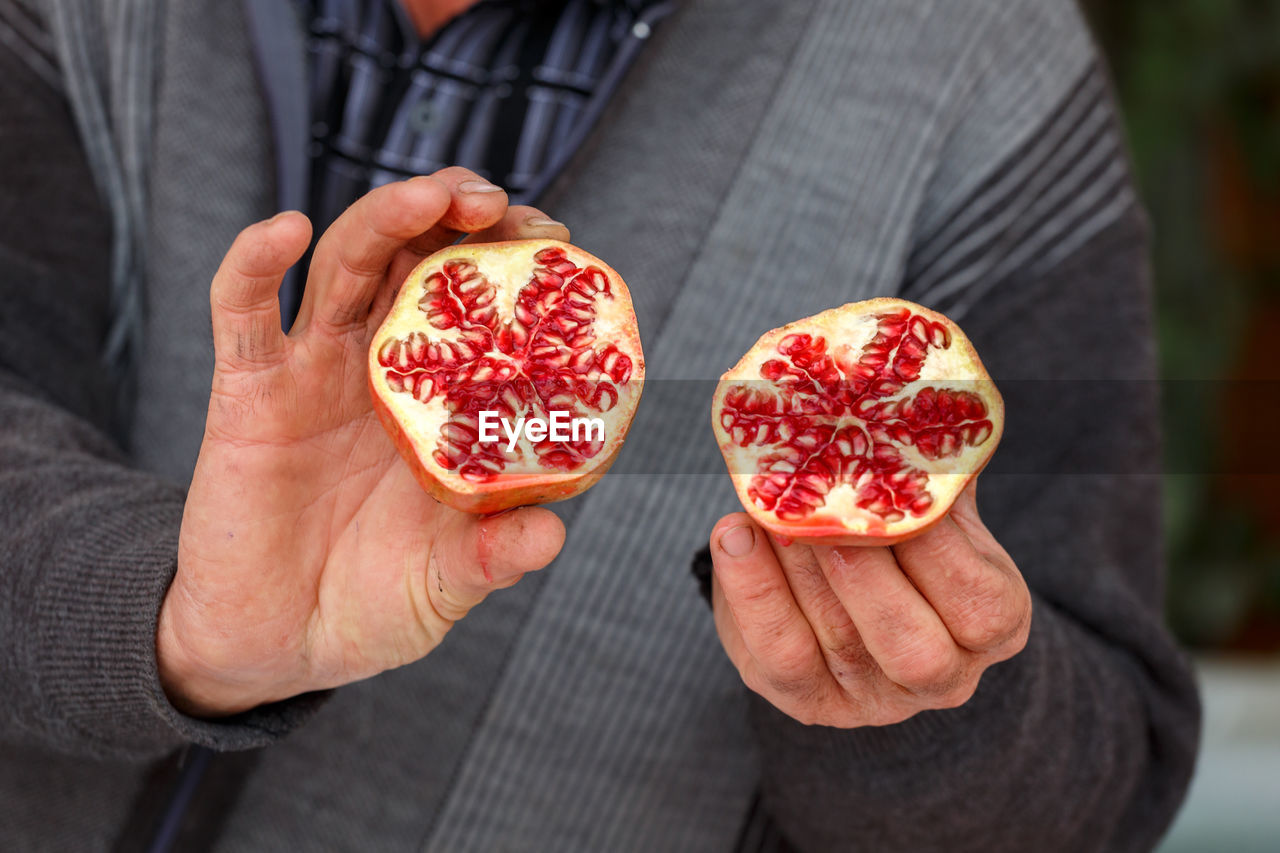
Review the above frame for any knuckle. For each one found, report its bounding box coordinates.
[819,637,876,683]
[870,598,919,644]
[730,583,794,643]
[765,668,825,704]
[761,638,821,686]
[739,639,824,701]
[943,556,990,596]
[885,640,961,694]
[986,603,1033,662]
[212,277,256,310]
[742,672,825,726]
[736,577,782,610]
[335,246,389,283]
[933,676,981,710]
[949,582,1024,653]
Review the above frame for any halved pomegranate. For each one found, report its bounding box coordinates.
[712,298,1003,545]
[369,239,644,514]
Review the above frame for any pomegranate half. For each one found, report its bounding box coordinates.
[369,239,644,514]
[712,298,1003,545]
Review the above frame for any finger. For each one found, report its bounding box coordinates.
[427,507,565,622]
[293,176,453,334]
[459,205,570,244]
[813,545,967,698]
[710,515,828,695]
[404,166,511,254]
[710,573,753,674]
[891,512,1031,657]
[766,534,873,682]
[713,570,838,727]
[210,211,312,371]
[710,575,785,712]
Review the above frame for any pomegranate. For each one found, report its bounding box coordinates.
[712,298,1003,545]
[369,239,644,514]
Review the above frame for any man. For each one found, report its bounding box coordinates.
[0,0,1199,849]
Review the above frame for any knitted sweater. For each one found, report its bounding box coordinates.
[0,0,1198,850]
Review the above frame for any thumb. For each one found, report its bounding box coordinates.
[427,507,566,622]
[210,211,312,373]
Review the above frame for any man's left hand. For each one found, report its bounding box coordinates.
[709,479,1031,727]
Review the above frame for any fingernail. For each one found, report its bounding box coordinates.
[459,179,505,194]
[720,525,756,558]
[267,210,292,224]
[524,216,564,228]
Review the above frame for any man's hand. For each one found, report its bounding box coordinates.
[709,481,1031,727]
[161,168,571,717]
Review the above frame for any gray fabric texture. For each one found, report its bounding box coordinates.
[0,0,1199,851]
[38,0,158,423]
[132,0,280,482]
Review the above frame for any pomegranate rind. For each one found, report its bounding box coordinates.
[711,297,1003,546]
[369,239,644,514]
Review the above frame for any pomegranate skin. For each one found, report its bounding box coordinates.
[712,298,1003,546]
[369,239,644,514]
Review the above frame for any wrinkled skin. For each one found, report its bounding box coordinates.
[161,168,570,715]
[709,479,1033,726]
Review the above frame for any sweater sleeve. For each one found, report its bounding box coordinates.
[745,30,1200,853]
[0,16,326,761]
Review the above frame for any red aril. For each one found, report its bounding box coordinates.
[369,239,644,514]
[712,298,1003,545]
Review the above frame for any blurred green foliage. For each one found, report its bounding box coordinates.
[1082,0,1280,650]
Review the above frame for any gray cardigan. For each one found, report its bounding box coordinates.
[0,0,1199,850]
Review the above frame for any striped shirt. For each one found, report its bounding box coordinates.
[300,0,674,233]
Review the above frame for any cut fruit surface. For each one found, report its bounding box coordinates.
[370,239,644,514]
[712,298,1003,545]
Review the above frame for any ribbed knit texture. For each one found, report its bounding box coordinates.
[0,0,1199,850]
[0,1,57,87]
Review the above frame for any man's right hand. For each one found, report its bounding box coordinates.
[159,168,570,717]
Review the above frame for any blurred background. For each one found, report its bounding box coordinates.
[1080,1,1280,849]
